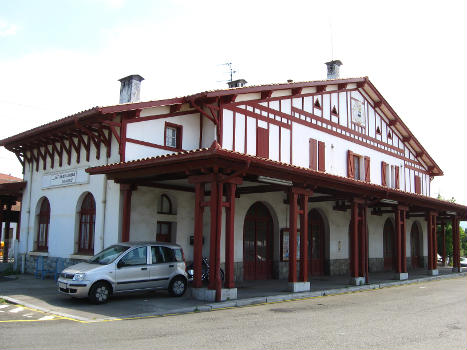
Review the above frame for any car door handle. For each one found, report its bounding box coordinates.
[141,267,147,271]
[169,265,174,268]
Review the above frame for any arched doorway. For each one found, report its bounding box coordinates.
[309,209,325,276]
[383,219,395,271]
[243,202,273,280]
[410,222,422,269]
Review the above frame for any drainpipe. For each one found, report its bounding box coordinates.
[98,152,109,253]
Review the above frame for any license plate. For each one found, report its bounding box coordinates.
[58,282,67,289]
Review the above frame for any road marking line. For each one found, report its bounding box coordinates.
[9,307,24,313]
[38,315,55,320]
[23,313,33,317]
[0,305,9,309]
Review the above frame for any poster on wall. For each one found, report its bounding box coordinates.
[351,98,366,127]
[280,229,300,261]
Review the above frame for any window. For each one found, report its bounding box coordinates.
[119,246,147,266]
[159,194,173,214]
[151,246,178,264]
[353,155,361,180]
[36,198,50,251]
[309,139,326,172]
[382,162,400,189]
[156,221,172,242]
[164,122,183,149]
[347,151,369,181]
[78,193,96,254]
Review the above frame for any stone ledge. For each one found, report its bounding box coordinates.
[69,254,92,260]
[28,251,48,257]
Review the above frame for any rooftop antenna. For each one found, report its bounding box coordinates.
[329,17,334,60]
[219,62,236,82]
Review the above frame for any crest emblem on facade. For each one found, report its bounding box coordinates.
[351,99,365,127]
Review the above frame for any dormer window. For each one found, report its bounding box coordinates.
[164,122,183,150]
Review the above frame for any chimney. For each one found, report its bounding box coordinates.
[227,79,247,88]
[325,60,343,80]
[119,74,144,103]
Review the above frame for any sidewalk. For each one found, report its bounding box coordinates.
[1,267,465,322]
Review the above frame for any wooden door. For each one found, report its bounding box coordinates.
[383,219,395,271]
[243,202,273,280]
[411,223,422,269]
[308,210,325,276]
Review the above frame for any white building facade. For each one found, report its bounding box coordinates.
[1,69,465,301]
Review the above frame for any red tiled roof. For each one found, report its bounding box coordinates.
[0,173,22,184]
[86,145,466,217]
[0,76,442,176]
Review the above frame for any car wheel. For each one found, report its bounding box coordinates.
[89,281,111,304]
[168,276,187,297]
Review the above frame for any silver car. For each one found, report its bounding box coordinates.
[57,242,188,304]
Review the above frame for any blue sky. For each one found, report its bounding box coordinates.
[0,0,465,207]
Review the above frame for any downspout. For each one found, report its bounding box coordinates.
[99,141,110,253]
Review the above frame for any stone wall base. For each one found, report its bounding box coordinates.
[191,287,237,301]
[349,277,365,286]
[393,272,408,280]
[288,282,310,292]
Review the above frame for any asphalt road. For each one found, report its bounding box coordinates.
[1,277,466,350]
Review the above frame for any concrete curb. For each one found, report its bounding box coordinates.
[1,272,465,322]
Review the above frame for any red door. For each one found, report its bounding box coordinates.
[308,210,325,276]
[243,202,273,280]
[383,219,395,271]
[411,223,422,269]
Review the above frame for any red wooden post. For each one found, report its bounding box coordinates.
[400,208,407,273]
[427,212,433,270]
[288,190,298,283]
[208,180,219,291]
[193,183,205,288]
[359,206,366,278]
[299,194,309,282]
[224,183,236,289]
[432,214,437,269]
[351,201,359,278]
[214,182,223,301]
[394,207,402,273]
[120,184,134,242]
[452,216,460,271]
[441,223,446,266]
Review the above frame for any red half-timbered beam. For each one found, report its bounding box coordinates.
[261,90,272,99]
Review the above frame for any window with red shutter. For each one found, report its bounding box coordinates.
[381,162,387,186]
[414,175,421,194]
[364,156,370,182]
[318,141,325,172]
[395,166,400,189]
[347,150,354,178]
[309,138,317,170]
[256,127,269,158]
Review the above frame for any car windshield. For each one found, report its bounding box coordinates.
[89,245,130,265]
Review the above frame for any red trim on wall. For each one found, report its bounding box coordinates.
[126,109,197,123]
[228,105,290,130]
[126,137,184,153]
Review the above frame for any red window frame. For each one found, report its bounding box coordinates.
[156,221,172,242]
[36,198,50,252]
[164,122,183,150]
[78,193,96,255]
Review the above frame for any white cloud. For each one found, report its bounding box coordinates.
[0,19,19,37]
